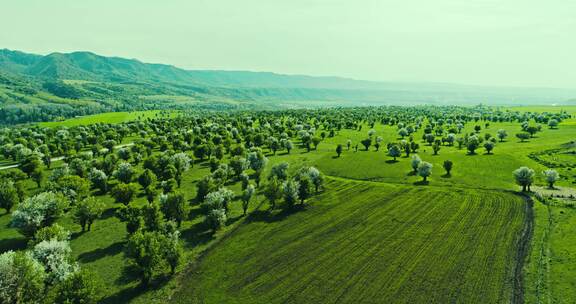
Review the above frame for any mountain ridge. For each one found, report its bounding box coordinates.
[0,48,575,125]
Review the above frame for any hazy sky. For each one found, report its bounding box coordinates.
[2,0,576,88]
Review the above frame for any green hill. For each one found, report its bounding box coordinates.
[1,48,576,125]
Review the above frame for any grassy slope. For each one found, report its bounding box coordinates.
[172,178,527,304]
[38,110,174,127]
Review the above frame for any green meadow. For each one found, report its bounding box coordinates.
[38,110,175,127]
[0,105,574,303]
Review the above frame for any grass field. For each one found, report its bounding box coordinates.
[1,105,575,303]
[524,199,576,304]
[38,110,176,127]
[172,178,528,303]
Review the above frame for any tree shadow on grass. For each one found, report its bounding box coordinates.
[385,160,399,164]
[180,222,215,249]
[100,207,118,220]
[246,205,306,224]
[226,215,243,226]
[413,180,430,186]
[102,271,171,304]
[0,237,27,253]
[406,171,417,176]
[440,173,452,178]
[188,207,204,219]
[78,241,125,263]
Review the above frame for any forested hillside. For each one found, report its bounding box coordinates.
[1,49,576,125]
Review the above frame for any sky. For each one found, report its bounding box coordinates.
[2,0,576,88]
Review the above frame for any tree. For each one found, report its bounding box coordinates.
[398,128,409,138]
[282,179,300,209]
[516,132,530,142]
[229,156,248,178]
[268,137,280,154]
[417,161,433,182]
[247,151,268,178]
[548,119,559,129]
[410,155,421,173]
[443,160,453,176]
[0,251,46,304]
[206,187,235,213]
[31,224,70,246]
[241,184,255,215]
[51,270,102,304]
[513,166,535,192]
[20,154,42,177]
[88,168,108,193]
[125,231,166,285]
[116,205,143,234]
[160,192,188,227]
[170,152,191,187]
[388,144,401,161]
[295,175,313,204]
[308,167,324,193]
[336,144,343,157]
[196,175,217,201]
[264,177,282,210]
[526,126,539,137]
[138,169,157,190]
[360,138,371,151]
[0,179,19,214]
[484,141,495,154]
[312,137,322,150]
[193,144,208,160]
[497,129,508,142]
[432,142,441,155]
[11,192,67,237]
[74,197,105,232]
[30,168,44,188]
[163,231,183,275]
[285,140,293,154]
[31,239,78,284]
[466,135,480,154]
[425,134,435,145]
[142,202,164,232]
[145,187,159,204]
[543,169,559,189]
[113,161,135,184]
[269,162,289,181]
[110,183,139,205]
[51,175,90,204]
[205,209,227,231]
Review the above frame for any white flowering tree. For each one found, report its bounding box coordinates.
[11,192,67,237]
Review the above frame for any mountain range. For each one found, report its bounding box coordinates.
[0,48,575,124]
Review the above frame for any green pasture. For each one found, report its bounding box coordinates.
[0,105,575,303]
[38,110,175,127]
[172,178,527,303]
